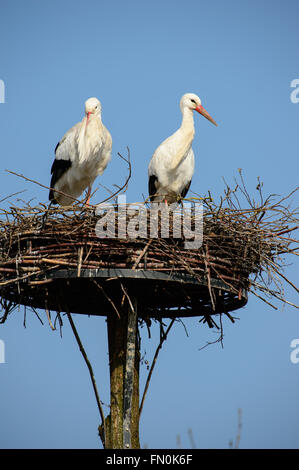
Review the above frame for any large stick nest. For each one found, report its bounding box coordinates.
[0,173,298,326]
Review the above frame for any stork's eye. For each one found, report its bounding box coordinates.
[190,99,196,104]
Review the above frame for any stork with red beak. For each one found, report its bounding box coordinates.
[148,93,217,204]
[49,97,112,206]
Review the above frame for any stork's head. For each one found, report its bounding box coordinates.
[180,93,217,126]
[85,97,102,124]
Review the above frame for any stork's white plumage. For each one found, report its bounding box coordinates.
[148,93,217,204]
[49,97,112,206]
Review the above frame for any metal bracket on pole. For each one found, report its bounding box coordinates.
[123,298,137,449]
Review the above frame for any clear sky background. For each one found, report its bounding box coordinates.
[0,0,298,449]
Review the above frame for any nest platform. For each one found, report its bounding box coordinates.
[0,199,286,322]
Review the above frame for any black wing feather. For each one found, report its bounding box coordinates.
[49,158,72,203]
[54,141,60,155]
[148,174,158,202]
[180,180,191,199]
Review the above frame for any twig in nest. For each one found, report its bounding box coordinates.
[54,312,63,337]
[132,239,153,270]
[92,280,120,319]
[0,299,16,323]
[204,245,216,311]
[5,147,132,209]
[198,314,224,350]
[94,148,132,206]
[77,246,83,277]
[30,307,44,325]
[0,190,27,204]
[139,318,175,419]
[120,282,135,313]
[45,307,55,331]
[6,170,83,206]
[66,311,106,447]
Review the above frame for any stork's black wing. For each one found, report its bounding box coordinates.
[180,180,191,199]
[54,141,60,154]
[49,147,72,203]
[148,174,158,202]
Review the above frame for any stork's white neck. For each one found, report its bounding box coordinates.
[181,107,195,133]
[168,107,195,171]
[77,114,103,163]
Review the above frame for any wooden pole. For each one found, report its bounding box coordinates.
[104,299,140,449]
[123,297,138,448]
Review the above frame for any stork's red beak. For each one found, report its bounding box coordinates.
[195,105,217,126]
[86,111,92,125]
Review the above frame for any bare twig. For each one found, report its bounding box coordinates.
[66,312,106,447]
[6,169,83,206]
[139,318,175,419]
[5,147,132,208]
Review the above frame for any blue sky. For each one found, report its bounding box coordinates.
[0,0,298,449]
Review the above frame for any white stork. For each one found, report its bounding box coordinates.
[148,93,217,204]
[49,97,112,206]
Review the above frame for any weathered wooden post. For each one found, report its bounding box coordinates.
[105,299,140,449]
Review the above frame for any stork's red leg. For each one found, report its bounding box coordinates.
[85,185,92,206]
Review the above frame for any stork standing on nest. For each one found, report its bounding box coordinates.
[148,93,217,204]
[49,97,112,206]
